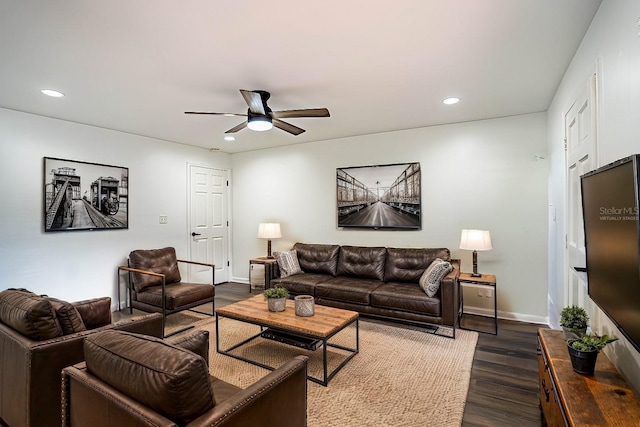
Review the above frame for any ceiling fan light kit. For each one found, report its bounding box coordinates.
[185,89,330,136]
[247,112,273,131]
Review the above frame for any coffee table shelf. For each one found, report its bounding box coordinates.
[215,295,359,386]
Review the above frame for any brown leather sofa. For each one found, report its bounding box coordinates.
[62,329,308,427]
[0,288,163,427]
[271,243,460,333]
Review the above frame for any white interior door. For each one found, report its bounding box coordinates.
[564,74,597,309]
[188,164,229,284]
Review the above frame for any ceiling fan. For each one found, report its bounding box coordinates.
[185,89,330,136]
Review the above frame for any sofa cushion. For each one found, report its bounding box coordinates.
[371,282,442,316]
[337,246,386,281]
[315,277,383,305]
[134,282,214,310]
[84,330,214,425]
[0,289,62,340]
[293,243,340,276]
[272,273,333,296]
[129,247,182,292]
[419,258,453,297]
[45,297,86,335]
[274,249,303,278]
[384,248,451,283]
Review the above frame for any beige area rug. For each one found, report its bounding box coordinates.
[164,311,214,335]
[189,317,478,427]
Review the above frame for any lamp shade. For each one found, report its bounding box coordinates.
[459,229,492,251]
[258,223,281,239]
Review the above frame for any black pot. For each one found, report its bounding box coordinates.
[567,341,599,375]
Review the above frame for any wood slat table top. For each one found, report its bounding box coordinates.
[538,328,640,426]
[459,272,496,284]
[216,295,359,338]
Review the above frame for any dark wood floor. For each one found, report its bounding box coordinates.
[120,282,544,426]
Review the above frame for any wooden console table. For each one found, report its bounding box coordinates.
[537,328,640,426]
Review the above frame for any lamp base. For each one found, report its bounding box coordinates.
[471,272,482,277]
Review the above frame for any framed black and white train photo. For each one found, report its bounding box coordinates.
[43,157,129,232]
[336,162,421,230]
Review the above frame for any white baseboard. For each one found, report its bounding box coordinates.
[463,306,548,325]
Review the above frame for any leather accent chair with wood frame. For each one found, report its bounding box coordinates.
[118,247,215,337]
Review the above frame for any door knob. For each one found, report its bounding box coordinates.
[191,232,202,237]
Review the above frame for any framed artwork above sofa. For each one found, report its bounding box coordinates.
[336,162,421,230]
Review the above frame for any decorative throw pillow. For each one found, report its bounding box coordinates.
[419,258,453,297]
[275,249,303,278]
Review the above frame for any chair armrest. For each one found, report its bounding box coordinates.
[440,259,460,327]
[118,265,165,278]
[73,296,112,328]
[177,259,215,268]
[188,356,308,427]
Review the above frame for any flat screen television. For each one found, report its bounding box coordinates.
[581,154,640,353]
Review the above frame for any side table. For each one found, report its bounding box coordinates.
[458,272,497,335]
[249,257,277,291]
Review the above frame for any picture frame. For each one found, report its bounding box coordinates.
[43,157,129,232]
[337,162,421,230]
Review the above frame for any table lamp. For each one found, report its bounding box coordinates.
[258,223,281,258]
[459,229,492,277]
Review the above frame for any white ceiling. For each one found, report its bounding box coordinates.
[0,0,601,153]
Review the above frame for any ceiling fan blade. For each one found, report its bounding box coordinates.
[225,122,248,134]
[271,108,330,119]
[184,112,247,117]
[240,89,266,115]
[273,119,305,136]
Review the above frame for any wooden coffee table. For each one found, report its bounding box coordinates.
[215,295,359,386]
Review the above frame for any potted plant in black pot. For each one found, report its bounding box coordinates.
[263,286,289,312]
[560,305,589,340]
[567,333,618,375]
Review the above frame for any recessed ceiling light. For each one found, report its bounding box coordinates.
[224,136,235,141]
[443,97,460,105]
[41,89,65,98]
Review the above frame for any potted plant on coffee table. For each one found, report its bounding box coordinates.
[567,333,618,375]
[560,305,589,340]
[263,286,289,312]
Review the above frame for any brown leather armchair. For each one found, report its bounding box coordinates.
[62,329,308,427]
[118,247,215,337]
[0,289,163,427]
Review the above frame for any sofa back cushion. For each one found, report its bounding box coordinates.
[384,248,451,283]
[72,297,112,329]
[84,330,214,425]
[0,288,62,340]
[337,246,387,281]
[46,297,86,334]
[129,247,182,292]
[293,243,340,276]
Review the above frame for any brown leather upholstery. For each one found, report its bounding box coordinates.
[123,247,215,336]
[0,290,163,427]
[337,246,386,281]
[129,247,182,292]
[293,243,340,275]
[62,330,309,427]
[272,244,460,329]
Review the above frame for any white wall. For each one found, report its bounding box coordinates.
[0,108,229,308]
[547,0,640,392]
[231,113,549,322]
